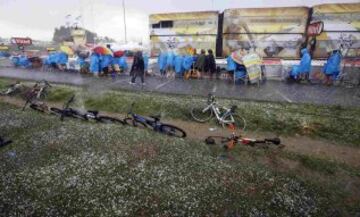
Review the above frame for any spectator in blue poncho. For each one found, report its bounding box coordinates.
[11,56,20,67]
[158,51,167,76]
[174,54,184,77]
[323,50,342,85]
[143,53,149,73]
[289,48,311,82]
[226,55,236,80]
[119,56,128,72]
[90,53,100,76]
[19,55,31,68]
[100,54,113,75]
[166,51,175,76]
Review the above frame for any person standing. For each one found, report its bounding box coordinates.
[206,49,216,79]
[195,49,206,78]
[129,51,145,85]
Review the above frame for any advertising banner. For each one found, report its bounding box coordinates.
[150,35,216,56]
[222,7,309,58]
[311,3,360,58]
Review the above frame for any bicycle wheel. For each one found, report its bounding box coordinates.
[159,124,187,138]
[124,118,147,129]
[224,114,246,132]
[98,116,125,125]
[190,102,213,123]
[68,110,87,121]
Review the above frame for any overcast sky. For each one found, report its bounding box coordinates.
[0,0,358,43]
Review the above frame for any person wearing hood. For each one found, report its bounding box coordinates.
[195,49,206,78]
[289,48,311,82]
[100,54,113,75]
[143,52,149,74]
[158,51,167,77]
[90,53,100,76]
[226,55,237,81]
[206,49,217,79]
[174,54,184,77]
[166,51,175,77]
[323,50,342,85]
[130,51,145,85]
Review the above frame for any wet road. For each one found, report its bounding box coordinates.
[0,67,359,107]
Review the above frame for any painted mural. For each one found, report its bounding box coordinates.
[222,7,309,58]
[149,11,218,56]
[310,3,360,58]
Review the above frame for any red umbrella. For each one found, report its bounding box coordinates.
[113,50,124,57]
[93,46,112,55]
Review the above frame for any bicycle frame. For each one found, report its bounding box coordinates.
[204,101,236,125]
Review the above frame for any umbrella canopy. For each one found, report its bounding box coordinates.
[230,50,244,65]
[60,45,74,56]
[113,50,125,58]
[93,46,113,55]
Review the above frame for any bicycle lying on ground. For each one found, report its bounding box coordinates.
[0,81,24,96]
[22,80,52,110]
[50,95,126,124]
[191,93,246,130]
[0,136,12,148]
[124,103,187,138]
[205,133,282,150]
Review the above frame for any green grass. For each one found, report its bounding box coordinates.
[1,77,359,146]
[1,101,359,216]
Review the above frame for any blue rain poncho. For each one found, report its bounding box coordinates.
[323,50,342,78]
[291,48,311,77]
[11,56,20,66]
[158,52,167,71]
[143,53,149,71]
[174,55,184,74]
[119,56,128,70]
[166,52,175,67]
[234,64,246,79]
[182,55,193,71]
[226,56,236,71]
[56,52,68,65]
[19,56,31,68]
[100,54,113,69]
[90,53,100,73]
[77,56,86,67]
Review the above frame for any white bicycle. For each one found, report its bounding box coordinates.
[190,93,246,131]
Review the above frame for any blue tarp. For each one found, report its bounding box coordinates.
[291,48,311,77]
[323,50,342,79]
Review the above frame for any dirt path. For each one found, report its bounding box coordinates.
[165,119,360,168]
[1,96,360,168]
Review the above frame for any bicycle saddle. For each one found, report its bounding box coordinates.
[88,110,99,116]
[150,114,161,120]
[230,105,237,112]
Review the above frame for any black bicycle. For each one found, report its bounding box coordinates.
[51,95,125,125]
[124,103,187,138]
[22,80,52,111]
[0,136,12,148]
